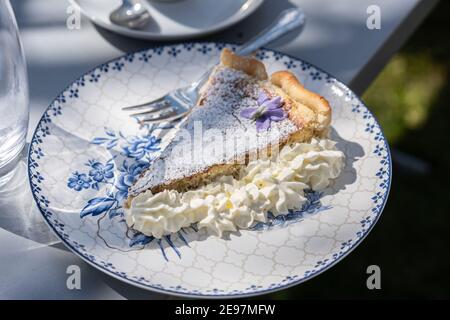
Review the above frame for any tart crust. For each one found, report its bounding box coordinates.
[221,48,331,132]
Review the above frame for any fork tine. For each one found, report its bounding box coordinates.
[141,111,187,124]
[129,103,170,117]
[121,96,167,111]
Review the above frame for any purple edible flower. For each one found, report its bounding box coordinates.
[240,91,286,132]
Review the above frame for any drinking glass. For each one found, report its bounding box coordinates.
[0,0,29,187]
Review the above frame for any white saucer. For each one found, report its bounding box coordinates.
[71,0,264,40]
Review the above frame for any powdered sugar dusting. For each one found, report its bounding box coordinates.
[130,66,299,196]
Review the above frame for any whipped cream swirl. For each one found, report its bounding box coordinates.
[125,138,345,238]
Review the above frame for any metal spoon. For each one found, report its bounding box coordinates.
[109,0,151,29]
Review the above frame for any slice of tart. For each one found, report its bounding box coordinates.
[124,48,343,238]
[128,48,331,198]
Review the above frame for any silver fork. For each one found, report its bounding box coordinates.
[122,8,306,124]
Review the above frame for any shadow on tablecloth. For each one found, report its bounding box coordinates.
[0,149,60,247]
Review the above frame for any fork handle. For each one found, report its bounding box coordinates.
[236,8,306,56]
[192,7,306,90]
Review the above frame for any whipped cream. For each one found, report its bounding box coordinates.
[125,138,345,238]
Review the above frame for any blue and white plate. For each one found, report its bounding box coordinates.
[28,42,391,298]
